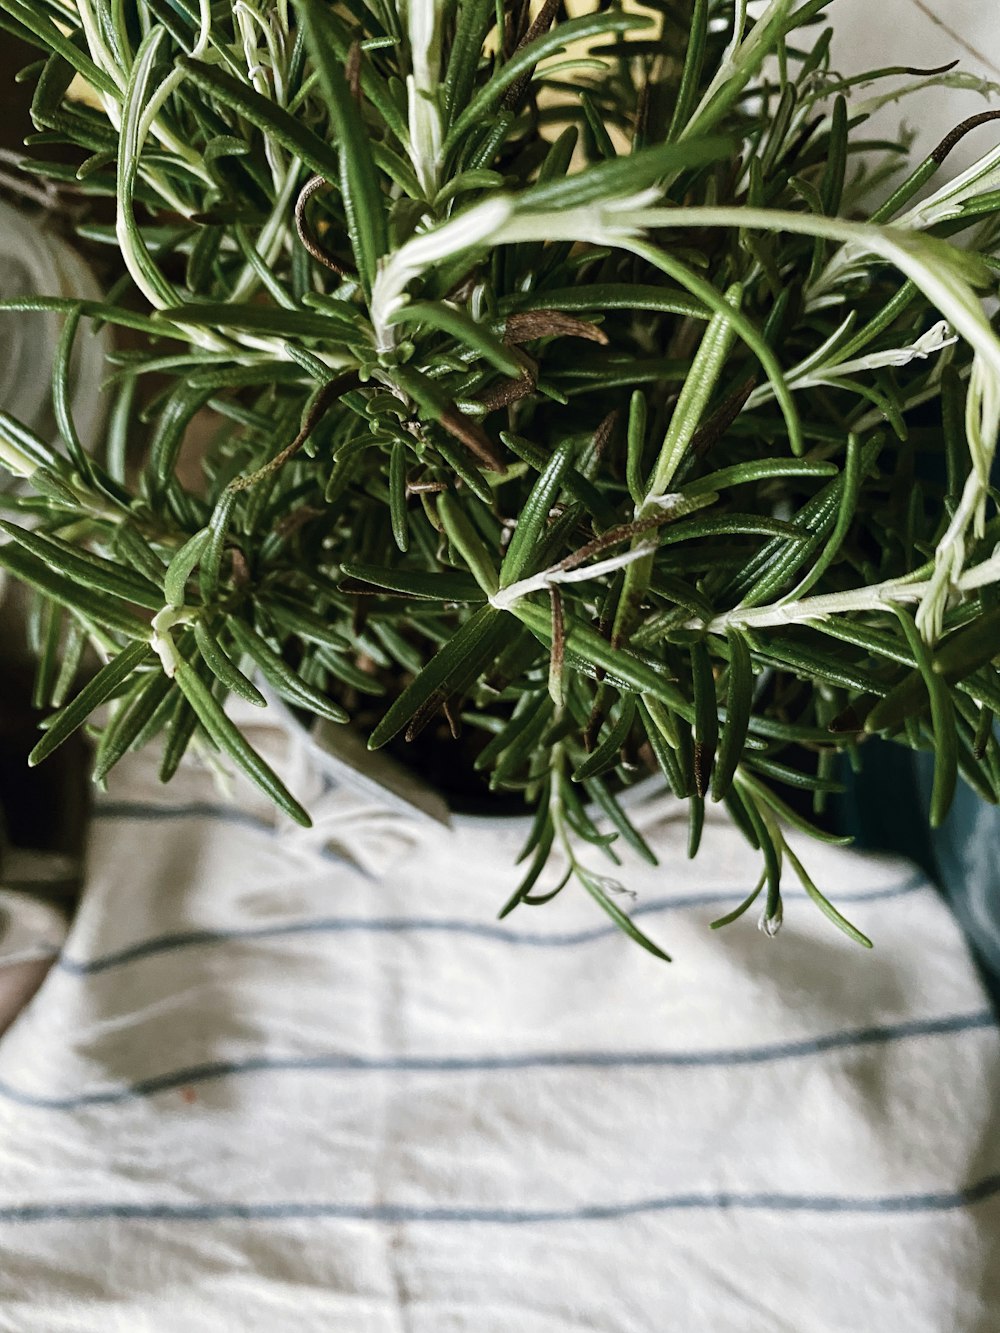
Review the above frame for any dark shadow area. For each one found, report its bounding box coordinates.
[0,608,90,910]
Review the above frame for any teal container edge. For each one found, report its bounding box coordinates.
[843,743,1000,1014]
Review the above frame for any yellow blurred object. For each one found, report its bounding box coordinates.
[67,71,104,110]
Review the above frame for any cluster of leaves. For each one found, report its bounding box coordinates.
[2,0,1000,958]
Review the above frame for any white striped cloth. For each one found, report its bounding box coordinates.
[0,708,997,1332]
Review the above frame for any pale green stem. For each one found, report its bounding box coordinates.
[234,0,287,182]
[681,0,793,143]
[75,0,124,89]
[621,206,1000,382]
[690,545,1000,634]
[646,284,743,501]
[137,67,214,190]
[610,284,742,647]
[406,0,444,198]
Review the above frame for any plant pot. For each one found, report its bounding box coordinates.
[290,700,665,829]
[917,755,1000,1005]
[843,741,1000,1007]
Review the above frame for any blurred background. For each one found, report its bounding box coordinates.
[0,28,93,1031]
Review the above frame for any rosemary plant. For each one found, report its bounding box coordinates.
[2,0,1000,958]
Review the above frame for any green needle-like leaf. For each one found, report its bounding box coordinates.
[174,661,312,826]
[783,840,873,948]
[179,57,344,182]
[30,641,154,767]
[369,606,506,748]
[447,10,652,147]
[576,865,671,962]
[500,441,572,587]
[227,620,350,725]
[0,522,163,609]
[894,607,959,827]
[294,0,389,294]
[194,620,267,708]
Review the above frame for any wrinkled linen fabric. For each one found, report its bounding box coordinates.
[0,708,997,1333]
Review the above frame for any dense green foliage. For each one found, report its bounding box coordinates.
[3,0,1000,956]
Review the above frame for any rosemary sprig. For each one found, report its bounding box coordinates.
[2,0,1000,957]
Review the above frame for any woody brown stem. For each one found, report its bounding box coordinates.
[501,0,560,112]
[294,175,359,280]
[930,109,1000,165]
[229,372,361,493]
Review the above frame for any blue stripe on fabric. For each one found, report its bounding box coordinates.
[1,1175,999,1225]
[0,1012,993,1111]
[58,870,928,976]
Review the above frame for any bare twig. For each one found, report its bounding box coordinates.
[930,109,1000,165]
[438,403,506,471]
[690,373,758,457]
[549,585,565,705]
[591,410,619,466]
[346,41,362,104]
[229,371,361,492]
[503,310,609,346]
[405,689,447,741]
[553,511,675,577]
[442,696,462,739]
[294,175,358,280]
[476,352,537,413]
[405,478,448,496]
[477,312,609,414]
[501,0,560,112]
